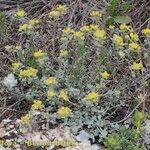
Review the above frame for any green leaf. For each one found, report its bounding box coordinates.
[77,40,86,58]
[132,111,145,128]
[106,16,115,25]
[114,15,132,24]
[0,11,6,37]
[122,1,131,13]
[104,133,122,149]
[108,0,119,17]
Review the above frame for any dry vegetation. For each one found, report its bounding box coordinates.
[0,0,150,150]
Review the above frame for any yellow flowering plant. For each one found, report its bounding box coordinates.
[85,91,99,101]
[12,62,22,70]
[59,89,68,101]
[44,77,57,85]
[59,49,69,57]
[3,3,149,148]
[100,71,110,79]
[142,28,150,36]
[19,67,38,78]
[113,35,124,47]
[15,9,26,18]
[131,62,143,71]
[33,49,46,59]
[21,114,30,125]
[90,10,102,18]
[73,31,84,40]
[94,29,106,40]
[31,99,43,110]
[57,106,72,118]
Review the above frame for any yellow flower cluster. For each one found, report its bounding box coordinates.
[90,10,102,17]
[59,49,69,57]
[44,77,57,85]
[49,11,60,17]
[19,19,39,31]
[33,49,46,59]
[80,25,91,33]
[94,29,106,39]
[57,106,71,118]
[130,33,139,41]
[74,31,84,40]
[100,71,110,79]
[120,24,131,31]
[113,35,124,47]
[21,114,30,124]
[49,4,67,17]
[15,9,26,17]
[129,42,140,51]
[55,4,67,12]
[62,27,74,34]
[19,24,28,32]
[59,89,68,101]
[85,91,99,101]
[131,62,143,70]
[90,24,99,30]
[142,28,150,36]
[19,67,38,78]
[31,99,43,110]
[12,62,22,70]
[47,90,56,98]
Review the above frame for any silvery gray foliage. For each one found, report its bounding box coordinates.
[76,130,91,142]
[64,106,109,142]
[3,73,18,90]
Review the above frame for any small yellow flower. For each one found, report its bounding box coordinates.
[55,4,67,12]
[47,91,56,97]
[100,71,110,79]
[131,62,143,70]
[62,27,73,34]
[21,114,30,124]
[19,67,38,78]
[59,49,69,57]
[94,29,106,39]
[120,24,131,31]
[130,33,139,41]
[57,106,71,118]
[19,24,28,31]
[27,67,38,77]
[85,91,99,101]
[142,28,150,36]
[12,62,22,70]
[129,42,140,51]
[49,10,60,17]
[113,35,124,47]
[33,49,46,59]
[80,25,90,32]
[15,9,25,17]
[31,99,42,110]
[90,24,99,30]
[28,19,39,29]
[90,10,102,17]
[44,77,57,85]
[19,69,27,77]
[74,31,84,40]
[59,89,68,101]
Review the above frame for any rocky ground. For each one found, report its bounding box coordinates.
[0,118,106,150]
[0,117,150,150]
